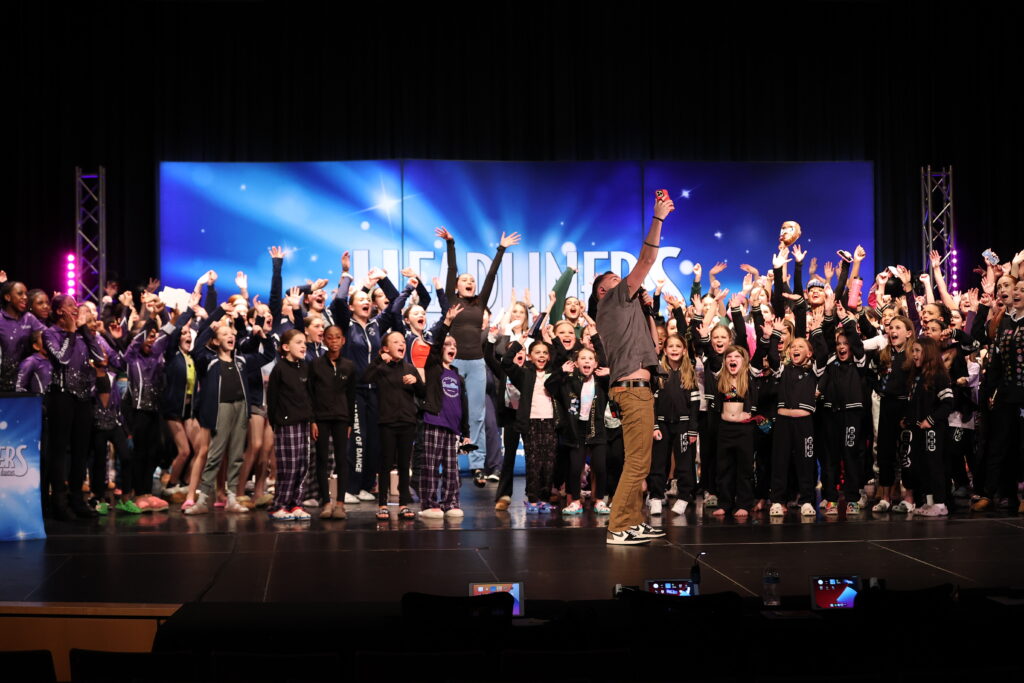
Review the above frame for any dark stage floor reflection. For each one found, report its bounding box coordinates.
[2,477,1021,606]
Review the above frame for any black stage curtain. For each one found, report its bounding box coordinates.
[11,1,1022,293]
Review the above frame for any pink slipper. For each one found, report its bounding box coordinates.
[146,496,169,511]
[135,497,152,512]
[181,499,195,512]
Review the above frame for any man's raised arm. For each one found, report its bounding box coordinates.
[624,196,675,296]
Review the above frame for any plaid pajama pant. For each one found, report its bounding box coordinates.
[420,424,461,511]
[274,422,310,510]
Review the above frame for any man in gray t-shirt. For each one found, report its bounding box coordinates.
[595,195,675,545]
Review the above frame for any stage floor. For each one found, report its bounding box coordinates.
[2,479,1022,606]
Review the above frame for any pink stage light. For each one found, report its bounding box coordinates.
[65,253,77,295]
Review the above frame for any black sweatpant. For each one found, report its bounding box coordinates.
[552,443,571,493]
[91,426,131,495]
[861,405,876,488]
[45,391,94,507]
[944,426,974,489]
[605,426,624,498]
[378,422,415,506]
[349,387,380,495]
[877,397,906,487]
[130,410,161,497]
[698,411,720,496]
[495,423,521,501]
[910,425,946,505]
[650,425,694,502]
[647,428,670,500]
[981,402,1023,499]
[770,414,816,505]
[814,410,831,501]
[753,425,773,500]
[716,421,755,512]
[568,442,607,500]
[824,409,864,502]
[315,419,350,505]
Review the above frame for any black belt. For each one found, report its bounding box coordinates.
[357,383,377,390]
[611,380,651,388]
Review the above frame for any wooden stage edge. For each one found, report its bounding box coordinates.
[0,601,180,681]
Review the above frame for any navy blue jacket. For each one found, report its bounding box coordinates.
[192,308,277,431]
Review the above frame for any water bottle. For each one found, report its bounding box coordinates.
[762,567,781,607]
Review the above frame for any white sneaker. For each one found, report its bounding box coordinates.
[671,499,689,516]
[818,498,829,509]
[419,507,444,519]
[606,528,651,545]
[649,498,663,516]
[302,498,319,508]
[915,503,948,517]
[593,500,611,515]
[769,503,785,517]
[289,506,312,520]
[269,507,294,521]
[184,501,209,515]
[444,507,465,518]
[357,489,376,501]
[703,492,719,507]
[631,522,666,539]
[225,493,250,514]
[184,492,209,516]
[344,492,360,504]
[562,500,583,516]
[892,500,915,514]
[800,502,816,517]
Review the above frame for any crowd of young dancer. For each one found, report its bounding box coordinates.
[1,212,1021,536]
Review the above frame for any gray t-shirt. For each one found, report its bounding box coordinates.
[596,279,660,382]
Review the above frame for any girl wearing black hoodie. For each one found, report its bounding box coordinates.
[362,330,426,522]
[548,346,611,515]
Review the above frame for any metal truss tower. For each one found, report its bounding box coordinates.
[75,166,107,304]
[920,165,955,288]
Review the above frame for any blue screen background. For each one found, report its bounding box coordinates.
[160,160,873,314]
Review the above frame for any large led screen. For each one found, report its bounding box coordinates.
[160,160,873,314]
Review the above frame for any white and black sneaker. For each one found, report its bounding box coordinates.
[606,528,651,545]
[631,522,666,539]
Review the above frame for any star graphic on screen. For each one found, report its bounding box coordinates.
[714,231,723,239]
[351,175,415,229]
[680,189,691,199]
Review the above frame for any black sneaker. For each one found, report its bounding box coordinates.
[606,528,651,545]
[70,497,99,518]
[630,522,666,539]
[473,470,486,488]
[52,504,77,522]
